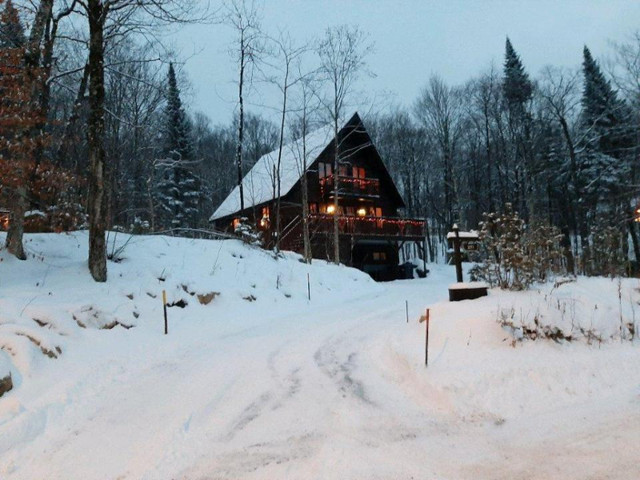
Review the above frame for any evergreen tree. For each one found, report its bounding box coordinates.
[503,38,533,111]
[580,46,636,270]
[155,63,200,230]
[502,38,535,220]
[0,0,25,49]
[581,46,632,158]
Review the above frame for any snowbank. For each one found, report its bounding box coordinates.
[494,276,640,343]
[0,231,380,395]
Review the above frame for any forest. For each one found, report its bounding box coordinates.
[1,0,640,280]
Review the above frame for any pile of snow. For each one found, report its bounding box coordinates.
[0,231,380,396]
[493,276,640,343]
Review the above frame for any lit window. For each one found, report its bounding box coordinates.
[326,204,336,214]
[357,208,367,217]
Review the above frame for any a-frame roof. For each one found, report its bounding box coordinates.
[210,112,404,221]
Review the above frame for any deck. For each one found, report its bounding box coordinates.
[307,213,425,239]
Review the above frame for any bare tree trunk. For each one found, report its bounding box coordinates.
[236,47,245,212]
[147,165,156,232]
[56,61,90,168]
[332,118,340,264]
[274,65,288,253]
[300,117,311,264]
[87,0,107,282]
[6,187,27,260]
[484,105,494,212]
[5,0,53,260]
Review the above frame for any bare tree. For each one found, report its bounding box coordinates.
[316,24,372,264]
[78,0,206,281]
[539,66,585,271]
[414,75,464,230]
[265,32,308,253]
[289,63,320,263]
[224,0,262,213]
[85,0,108,281]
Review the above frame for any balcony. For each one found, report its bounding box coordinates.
[308,213,425,238]
[319,174,380,198]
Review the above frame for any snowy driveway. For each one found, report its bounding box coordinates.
[1,266,639,479]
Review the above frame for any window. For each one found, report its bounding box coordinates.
[373,252,387,261]
[375,207,382,217]
[318,162,332,178]
[309,203,318,213]
[339,165,349,177]
[353,166,365,178]
[260,207,270,228]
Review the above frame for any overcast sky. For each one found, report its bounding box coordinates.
[169,0,640,125]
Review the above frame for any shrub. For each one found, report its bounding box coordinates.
[470,204,565,290]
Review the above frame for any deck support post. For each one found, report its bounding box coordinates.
[422,239,427,274]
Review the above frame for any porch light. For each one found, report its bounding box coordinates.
[357,208,367,217]
[327,205,336,214]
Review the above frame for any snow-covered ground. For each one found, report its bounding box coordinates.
[1,232,639,479]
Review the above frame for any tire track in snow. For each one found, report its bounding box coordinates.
[313,340,374,405]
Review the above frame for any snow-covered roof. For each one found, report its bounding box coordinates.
[210,122,336,221]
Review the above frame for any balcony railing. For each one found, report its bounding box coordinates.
[319,174,380,198]
[308,213,425,238]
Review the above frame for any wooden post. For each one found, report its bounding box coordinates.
[405,300,409,323]
[162,290,168,335]
[307,273,311,301]
[425,308,430,366]
[453,224,463,283]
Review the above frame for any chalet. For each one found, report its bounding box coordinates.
[210,113,427,280]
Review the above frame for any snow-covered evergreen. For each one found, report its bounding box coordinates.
[155,63,201,230]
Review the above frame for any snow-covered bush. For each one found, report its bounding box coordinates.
[130,217,151,234]
[471,204,565,290]
[234,217,262,246]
